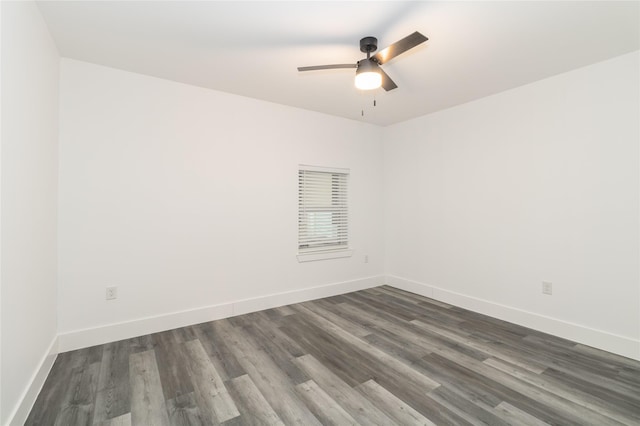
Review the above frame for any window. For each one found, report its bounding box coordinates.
[298,165,352,262]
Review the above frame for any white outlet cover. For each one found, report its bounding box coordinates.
[106,286,118,300]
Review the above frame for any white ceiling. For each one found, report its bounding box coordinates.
[37,1,639,126]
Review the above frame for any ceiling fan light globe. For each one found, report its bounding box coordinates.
[355,71,382,90]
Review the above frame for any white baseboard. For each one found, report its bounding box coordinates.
[6,336,59,426]
[385,275,640,361]
[58,275,384,353]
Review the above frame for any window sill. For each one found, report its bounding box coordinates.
[297,249,354,263]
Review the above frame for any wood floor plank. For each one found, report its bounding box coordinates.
[26,350,82,425]
[193,322,246,381]
[411,318,547,374]
[172,325,199,343]
[528,341,640,397]
[345,291,419,322]
[93,340,131,424]
[280,315,376,386]
[295,380,359,425]
[414,353,557,422]
[424,352,624,426]
[166,391,205,426]
[318,300,435,351]
[448,320,556,370]
[153,331,194,401]
[183,339,240,423]
[253,314,307,358]
[129,350,170,426]
[363,330,431,363]
[293,354,398,426]
[573,343,640,371]
[494,402,551,426]
[362,289,455,321]
[322,294,351,304]
[375,285,452,309]
[94,412,132,426]
[240,322,310,385]
[298,299,372,338]
[128,334,156,354]
[541,367,640,420]
[523,334,637,382]
[293,303,441,391]
[355,379,436,426]
[326,297,487,361]
[274,305,296,316]
[213,319,322,425]
[287,305,439,396]
[54,360,99,426]
[485,357,640,425]
[226,374,284,426]
[379,285,454,309]
[428,384,512,426]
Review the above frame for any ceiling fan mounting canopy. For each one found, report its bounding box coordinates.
[360,36,378,54]
[297,31,428,91]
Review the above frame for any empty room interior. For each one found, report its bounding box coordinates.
[1,1,639,425]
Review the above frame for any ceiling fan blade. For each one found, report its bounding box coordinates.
[297,64,357,72]
[372,31,428,65]
[379,68,398,91]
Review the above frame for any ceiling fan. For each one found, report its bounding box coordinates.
[297,31,428,91]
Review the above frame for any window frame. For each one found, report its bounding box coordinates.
[297,165,353,262]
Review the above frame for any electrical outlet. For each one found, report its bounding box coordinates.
[542,281,553,295]
[106,286,118,300]
[364,254,369,263]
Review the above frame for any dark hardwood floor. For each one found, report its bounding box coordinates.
[26,286,640,425]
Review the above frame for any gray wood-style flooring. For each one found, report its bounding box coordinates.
[26,286,640,425]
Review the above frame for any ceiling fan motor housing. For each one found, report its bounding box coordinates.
[360,36,378,54]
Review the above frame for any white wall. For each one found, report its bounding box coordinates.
[1,2,60,424]
[58,59,384,342]
[384,51,640,359]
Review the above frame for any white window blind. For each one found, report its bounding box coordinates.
[298,166,349,253]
